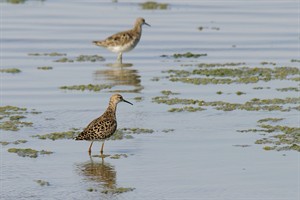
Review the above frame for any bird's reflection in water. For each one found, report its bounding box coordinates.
[94,66,143,93]
[77,157,116,190]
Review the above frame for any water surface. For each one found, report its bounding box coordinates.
[1,0,299,199]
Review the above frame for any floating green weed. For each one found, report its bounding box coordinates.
[54,57,72,63]
[110,154,128,159]
[291,59,300,62]
[236,91,246,95]
[166,66,300,85]
[75,55,105,62]
[37,66,53,70]
[32,129,80,140]
[134,96,143,102]
[162,129,174,133]
[253,87,270,90]
[0,141,10,146]
[1,140,28,145]
[238,121,300,152]
[0,120,33,131]
[87,188,96,192]
[54,55,105,62]
[197,62,245,67]
[198,26,220,31]
[276,87,299,92]
[260,61,276,65]
[153,96,199,105]
[140,1,168,9]
[101,187,135,194]
[9,115,26,121]
[168,106,205,112]
[4,0,26,4]
[0,68,21,73]
[7,148,53,158]
[161,90,179,96]
[257,118,284,123]
[152,95,300,112]
[28,52,67,56]
[0,106,26,115]
[107,128,154,140]
[121,127,154,134]
[0,106,40,131]
[109,85,144,93]
[163,52,207,59]
[151,77,160,81]
[60,84,112,92]
[35,180,50,186]
[233,144,251,148]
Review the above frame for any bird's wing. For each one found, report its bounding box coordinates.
[76,118,117,140]
[103,30,136,47]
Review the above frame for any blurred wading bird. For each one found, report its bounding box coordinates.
[93,17,150,64]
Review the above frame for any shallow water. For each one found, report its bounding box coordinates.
[1,0,299,199]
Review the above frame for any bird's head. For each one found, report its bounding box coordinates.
[136,17,151,27]
[110,94,133,105]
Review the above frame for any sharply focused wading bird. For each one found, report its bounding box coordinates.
[75,94,133,155]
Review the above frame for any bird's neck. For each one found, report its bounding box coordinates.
[133,23,142,34]
[104,102,117,118]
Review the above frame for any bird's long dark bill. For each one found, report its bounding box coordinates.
[123,99,133,105]
[144,22,151,27]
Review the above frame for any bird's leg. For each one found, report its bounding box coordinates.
[117,53,122,64]
[88,141,94,155]
[100,141,105,155]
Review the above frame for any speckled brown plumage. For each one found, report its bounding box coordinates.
[75,94,132,155]
[92,17,150,63]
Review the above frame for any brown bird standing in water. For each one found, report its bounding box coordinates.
[75,94,133,155]
[92,17,150,63]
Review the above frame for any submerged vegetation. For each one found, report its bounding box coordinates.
[101,187,135,194]
[0,140,27,146]
[260,61,276,65]
[37,66,53,70]
[152,94,300,112]
[198,26,220,31]
[161,90,180,96]
[276,87,299,92]
[238,119,300,152]
[161,52,207,59]
[168,106,205,112]
[35,180,50,186]
[28,52,66,56]
[291,59,300,63]
[236,91,246,95]
[139,1,168,10]
[31,127,156,141]
[109,85,144,93]
[54,55,105,62]
[0,106,40,131]
[257,118,284,123]
[193,62,245,68]
[32,128,80,140]
[133,96,143,102]
[166,66,300,85]
[60,84,112,92]
[109,127,154,140]
[7,148,53,158]
[0,68,21,73]
[109,154,128,159]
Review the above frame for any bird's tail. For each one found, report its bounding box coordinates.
[92,40,103,46]
[74,132,84,140]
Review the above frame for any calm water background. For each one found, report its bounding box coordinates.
[1,0,299,199]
